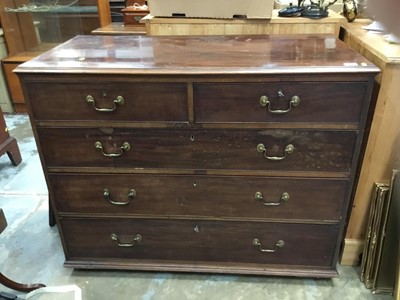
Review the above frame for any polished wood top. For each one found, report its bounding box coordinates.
[16,35,379,75]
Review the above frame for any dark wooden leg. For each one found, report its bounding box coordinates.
[5,137,22,166]
[0,272,45,293]
[0,137,22,166]
[49,200,56,227]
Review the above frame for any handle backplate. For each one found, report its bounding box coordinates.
[86,95,124,112]
[253,238,285,253]
[103,188,136,206]
[95,141,130,157]
[257,143,294,161]
[110,233,142,247]
[255,191,289,206]
[259,95,300,114]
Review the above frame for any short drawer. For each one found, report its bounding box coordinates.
[24,82,188,122]
[194,82,367,123]
[39,128,356,172]
[61,218,338,267]
[50,174,347,222]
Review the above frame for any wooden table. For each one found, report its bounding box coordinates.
[0,209,45,292]
[92,22,147,35]
[142,9,346,36]
[91,10,346,37]
[339,20,400,265]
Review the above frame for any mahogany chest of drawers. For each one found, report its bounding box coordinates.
[16,35,379,278]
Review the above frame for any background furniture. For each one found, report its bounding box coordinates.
[394,170,400,300]
[0,0,112,112]
[0,209,5,234]
[16,34,378,277]
[0,106,21,166]
[0,210,45,292]
[0,29,12,113]
[93,9,345,37]
[339,20,400,266]
[92,22,146,35]
[92,0,147,35]
[109,0,125,22]
[143,10,345,36]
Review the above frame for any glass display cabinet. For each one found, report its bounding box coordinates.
[0,0,111,112]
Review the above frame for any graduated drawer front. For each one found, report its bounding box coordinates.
[50,174,347,222]
[39,128,356,172]
[61,218,338,267]
[194,82,367,123]
[24,82,188,122]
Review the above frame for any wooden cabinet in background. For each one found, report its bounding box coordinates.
[2,59,26,112]
[0,0,112,112]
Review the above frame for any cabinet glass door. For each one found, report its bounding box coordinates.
[0,0,104,56]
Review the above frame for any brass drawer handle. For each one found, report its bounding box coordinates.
[257,143,294,161]
[259,95,300,114]
[255,191,289,206]
[253,238,285,253]
[95,141,130,157]
[110,233,142,247]
[86,95,124,112]
[103,188,136,206]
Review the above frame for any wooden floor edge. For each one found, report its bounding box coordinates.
[340,238,365,266]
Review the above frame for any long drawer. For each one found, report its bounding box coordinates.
[39,128,356,172]
[50,174,347,222]
[61,218,338,267]
[24,82,188,122]
[194,82,367,123]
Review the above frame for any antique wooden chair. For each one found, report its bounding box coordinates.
[0,208,45,293]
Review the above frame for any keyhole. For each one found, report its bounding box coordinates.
[190,134,195,142]
[278,90,284,97]
[194,225,200,233]
[102,91,107,97]
[193,181,197,187]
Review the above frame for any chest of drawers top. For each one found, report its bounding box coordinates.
[16,35,378,76]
